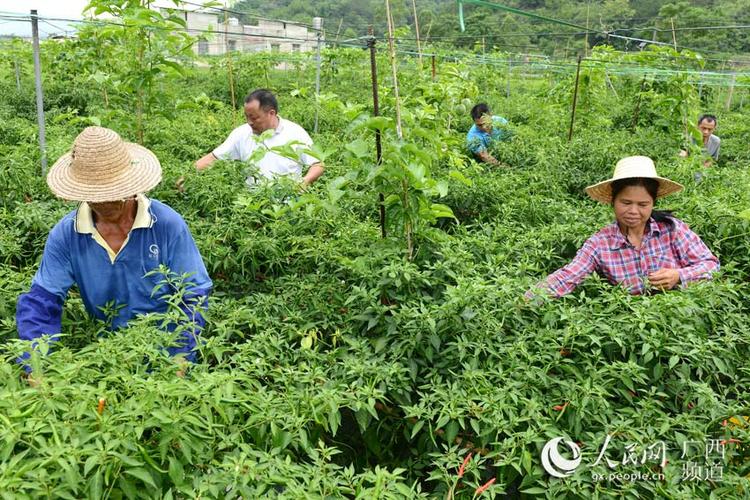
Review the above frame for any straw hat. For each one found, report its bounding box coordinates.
[585,156,683,204]
[47,127,161,203]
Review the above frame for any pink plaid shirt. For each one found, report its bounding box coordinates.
[533,217,719,297]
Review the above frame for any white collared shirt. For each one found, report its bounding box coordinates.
[213,117,318,186]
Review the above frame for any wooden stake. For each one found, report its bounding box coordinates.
[368,27,386,239]
[670,18,677,50]
[567,55,582,142]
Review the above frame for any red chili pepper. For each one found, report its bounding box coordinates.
[97,398,106,415]
[553,402,569,411]
[687,402,694,409]
[458,452,472,478]
[720,438,741,445]
[475,478,496,495]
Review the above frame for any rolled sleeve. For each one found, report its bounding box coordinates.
[671,222,720,285]
[529,237,599,298]
[213,127,243,160]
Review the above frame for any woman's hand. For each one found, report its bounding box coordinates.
[648,268,680,290]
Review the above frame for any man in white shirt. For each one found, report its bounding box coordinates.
[194,89,324,187]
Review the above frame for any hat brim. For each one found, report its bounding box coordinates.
[585,176,684,204]
[47,143,162,202]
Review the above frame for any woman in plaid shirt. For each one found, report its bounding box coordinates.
[530,156,719,298]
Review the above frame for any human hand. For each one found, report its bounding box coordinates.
[648,268,680,290]
[175,357,189,378]
[24,373,42,387]
[703,159,713,168]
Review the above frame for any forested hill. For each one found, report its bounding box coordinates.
[232,0,750,56]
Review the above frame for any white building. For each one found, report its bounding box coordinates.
[165,8,322,56]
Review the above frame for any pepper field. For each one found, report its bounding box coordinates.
[1,16,750,499]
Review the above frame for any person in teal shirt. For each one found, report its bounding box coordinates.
[466,103,512,165]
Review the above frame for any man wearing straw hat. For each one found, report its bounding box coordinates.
[189,88,324,188]
[527,156,719,298]
[16,127,212,375]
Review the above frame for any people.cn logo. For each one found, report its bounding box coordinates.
[541,438,582,478]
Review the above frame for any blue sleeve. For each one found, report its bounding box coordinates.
[164,220,213,363]
[16,221,75,371]
[33,218,76,299]
[467,129,485,154]
[16,284,64,371]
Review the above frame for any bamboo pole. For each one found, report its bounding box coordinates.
[224,10,237,113]
[31,10,47,175]
[384,0,402,138]
[584,2,590,58]
[725,73,736,111]
[411,0,422,68]
[385,0,411,259]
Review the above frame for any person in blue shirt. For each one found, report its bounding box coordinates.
[16,127,212,378]
[466,103,512,166]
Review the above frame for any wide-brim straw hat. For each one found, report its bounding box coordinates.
[47,126,161,203]
[585,155,684,204]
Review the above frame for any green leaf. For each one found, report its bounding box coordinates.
[410,420,425,439]
[124,467,157,489]
[168,456,184,485]
[88,471,103,499]
[344,138,371,159]
[272,430,292,450]
[430,203,455,219]
[669,355,679,369]
[445,420,459,444]
[364,116,394,131]
[522,450,533,474]
[521,487,547,494]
